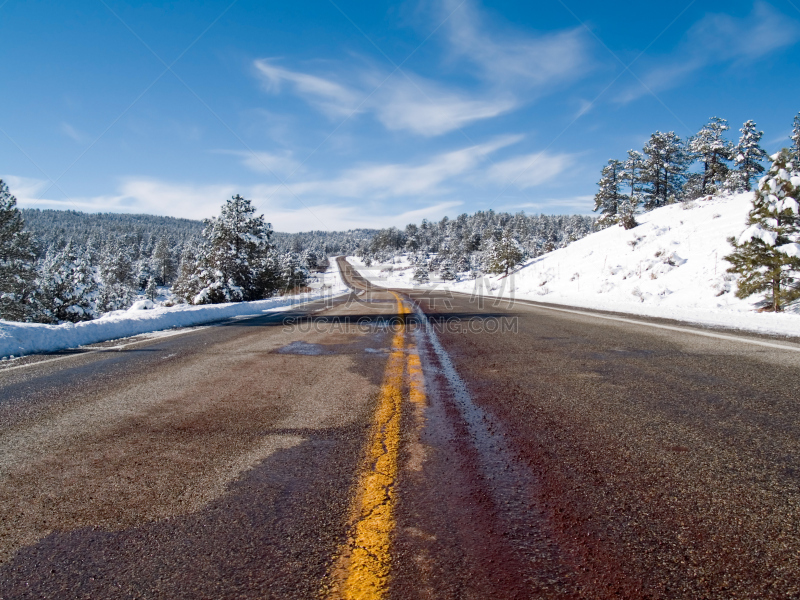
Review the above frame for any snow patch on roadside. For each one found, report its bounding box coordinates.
[351,195,800,338]
[0,260,349,359]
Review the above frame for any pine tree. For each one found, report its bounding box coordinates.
[278,252,308,292]
[0,179,36,321]
[412,265,430,284]
[145,276,158,301]
[484,230,524,276]
[725,149,800,311]
[730,120,767,192]
[36,243,97,323]
[593,159,626,228]
[171,244,199,303]
[97,242,136,313]
[440,259,457,281]
[792,112,800,163]
[0,180,38,321]
[179,195,275,304]
[620,150,644,229]
[643,131,691,209]
[688,117,734,197]
[152,235,175,285]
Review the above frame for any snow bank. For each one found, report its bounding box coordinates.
[351,194,800,338]
[0,260,349,359]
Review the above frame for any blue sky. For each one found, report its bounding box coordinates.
[2,0,799,231]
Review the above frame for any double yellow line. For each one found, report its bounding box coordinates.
[327,292,425,600]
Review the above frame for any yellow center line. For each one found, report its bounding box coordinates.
[327,292,412,600]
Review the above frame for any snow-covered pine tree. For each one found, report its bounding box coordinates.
[145,276,158,302]
[36,243,97,323]
[620,150,644,229]
[278,252,308,292]
[97,241,136,313]
[184,195,274,304]
[171,244,198,303]
[642,131,691,209]
[790,112,800,162]
[729,120,767,192]
[593,159,626,228]
[725,149,800,311]
[412,265,430,284]
[688,117,734,197]
[484,230,524,276]
[0,180,38,321]
[439,259,457,281]
[152,235,175,285]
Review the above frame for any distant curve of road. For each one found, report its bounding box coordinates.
[1,258,799,599]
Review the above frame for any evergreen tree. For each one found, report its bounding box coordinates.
[171,244,199,303]
[725,149,800,311]
[412,265,430,284]
[619,151,644,229]
[145,276,158,301]
[484,230,524,276]
[688,117,734,197]
[179,195,275,304]
[0,180,38,321]
[643,131,691,209]
[792,112,800,162]
[593,159,626,228]
[623,150,644,207]
[152,235,175,285]
[95,239,136,313]
[730,120,767,192]
[278,252,308,292]
[439,259,456,281]
[36,243,97,323]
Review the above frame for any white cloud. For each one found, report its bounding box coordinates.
[60,122,85,143]
[508,195,595,214]
[216,149,302,178]
[286,135,521,199]
[253,59,515,136]
[258,200,464,232]
[620,2,799,102]
[2,175,51,200]
[372,76,516,136]
[486,151,576,189]
[443,0,589,87]
[249,1,592,137]
[4,138,519,230]
[691,2,798,62]
[253,59,360,118]
[6,173,469,232]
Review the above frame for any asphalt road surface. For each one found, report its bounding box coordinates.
[2,258,800,599]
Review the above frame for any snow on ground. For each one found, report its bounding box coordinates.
[351,193,800,338]
[0,260,350,359]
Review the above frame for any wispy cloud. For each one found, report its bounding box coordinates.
[8,174,467,231]
[507,195,595,214]
[60,122,86,143]
[619,2,799,103]
[485,151,577,189]
[442,0,589,88]
[251,1,590,137]
[371,75,516,136]
[216,149,302,178]
[253,59,515,136]
[253,59,360,118]
[286,135,521,198]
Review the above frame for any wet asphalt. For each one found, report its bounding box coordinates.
[1,261,800,599]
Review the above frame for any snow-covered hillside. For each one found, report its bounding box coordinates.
[0,261,349,360]
[351,193,800,337]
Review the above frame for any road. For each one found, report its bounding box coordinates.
[2,258,800,599]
